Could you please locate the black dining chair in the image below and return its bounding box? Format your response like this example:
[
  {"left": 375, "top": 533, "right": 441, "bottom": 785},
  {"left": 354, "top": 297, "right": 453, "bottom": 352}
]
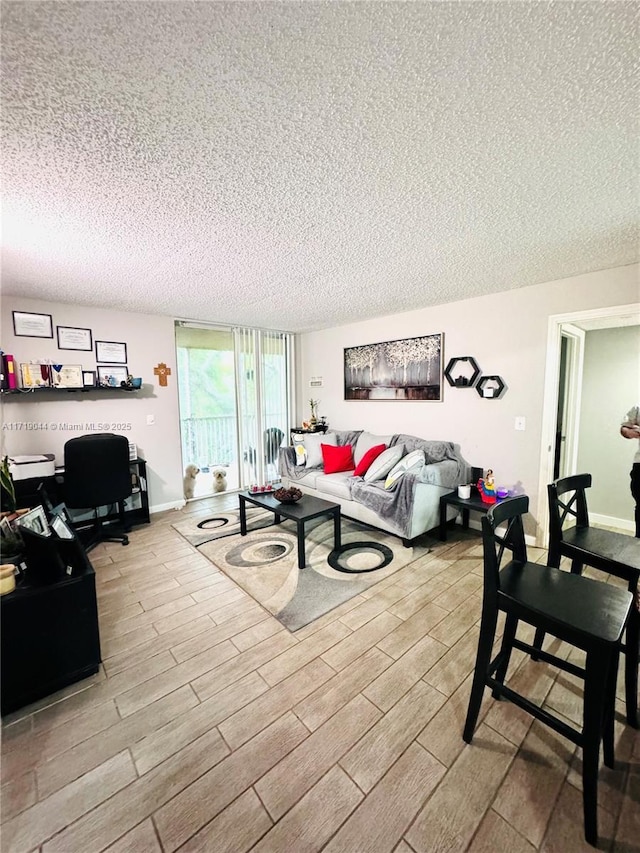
[
  {"left": 463, "top": 495, "right": 633, "bottom": 847},
  {"left": 535, "top": 473, "right": 640, "bottom": 728},
  {"left": 64, "top": 433, "right": 132, "bottom": 551}
]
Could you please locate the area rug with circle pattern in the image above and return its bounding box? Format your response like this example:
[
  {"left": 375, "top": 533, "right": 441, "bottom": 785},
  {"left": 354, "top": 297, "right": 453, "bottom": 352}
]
[{"left": 173, "top": 510, "right": 425, "bottom": 631}]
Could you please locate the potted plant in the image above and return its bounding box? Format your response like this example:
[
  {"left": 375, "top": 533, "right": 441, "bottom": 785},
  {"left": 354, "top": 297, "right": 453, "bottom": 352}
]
[{"left": 0, "top": 456, "right": 16, "bottom": 514}]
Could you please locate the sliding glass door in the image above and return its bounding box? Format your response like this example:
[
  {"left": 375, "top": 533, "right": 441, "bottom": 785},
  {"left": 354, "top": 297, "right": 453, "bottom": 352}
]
[{"left": 176, "top": 322, "right": 293, "bottom": 499}]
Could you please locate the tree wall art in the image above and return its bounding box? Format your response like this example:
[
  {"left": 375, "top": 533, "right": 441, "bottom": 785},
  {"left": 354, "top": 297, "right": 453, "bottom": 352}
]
[{"left": 344, "top": 333, "right": 443, "bottom": 401}]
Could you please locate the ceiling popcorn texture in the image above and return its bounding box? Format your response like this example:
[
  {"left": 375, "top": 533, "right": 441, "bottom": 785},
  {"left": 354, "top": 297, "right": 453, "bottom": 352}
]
[{"left": 2, "top": 1, "right": 638, "bottom": 333}]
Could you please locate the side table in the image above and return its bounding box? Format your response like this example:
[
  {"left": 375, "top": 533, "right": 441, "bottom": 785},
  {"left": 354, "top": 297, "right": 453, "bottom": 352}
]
[{"left": 439, "top": 490, "right": 516, "bottom": 541}]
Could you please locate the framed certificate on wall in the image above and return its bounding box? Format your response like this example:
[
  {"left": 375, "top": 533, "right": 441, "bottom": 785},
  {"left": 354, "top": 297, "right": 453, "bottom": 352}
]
[{"left": 95, "top": 340, "right": 127, "bottom": 364}]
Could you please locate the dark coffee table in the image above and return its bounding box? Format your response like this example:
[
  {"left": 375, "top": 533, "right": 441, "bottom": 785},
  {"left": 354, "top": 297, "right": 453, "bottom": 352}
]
[{"left": 238, "top": 491, "right": 341, "bottom": 570}]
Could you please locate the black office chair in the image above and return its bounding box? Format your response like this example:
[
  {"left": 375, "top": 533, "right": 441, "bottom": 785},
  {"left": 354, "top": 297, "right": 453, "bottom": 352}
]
[
  {"left": 63, "top": 433, "right": 132, "bottom": 551},
  {"left": 535, "top": 473, "right": 640, "bottom": 728},
  {"left": 463, "top": 496, "right": 632, "bottom": 847}
]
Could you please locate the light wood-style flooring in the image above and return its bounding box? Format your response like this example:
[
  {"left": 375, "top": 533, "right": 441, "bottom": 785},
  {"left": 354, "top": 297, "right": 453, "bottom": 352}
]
[{"left": 2, "top": 493, "right": 638, "bottom": 852}]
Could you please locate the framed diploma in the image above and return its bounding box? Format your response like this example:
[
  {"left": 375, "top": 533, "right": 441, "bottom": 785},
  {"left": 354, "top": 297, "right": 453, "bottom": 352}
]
[
  {"left": 51, "top": 364, "right": 84, "bottom": 389},
  {"left": 13, "top": 311, "right": 53, "bottom": 338},
  {"left": 56, "top": 326, "right": 93, "bottom": 351},
  {"left": 95, "top": 340, "right": 127, "bottom": 364}
]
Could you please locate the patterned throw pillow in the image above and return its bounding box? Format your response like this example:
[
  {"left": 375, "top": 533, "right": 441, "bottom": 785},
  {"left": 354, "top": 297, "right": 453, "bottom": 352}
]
[
  {"left": 292, "top": 434, "right": 307, "bottom": 466},
  {"left": 384, "top": 449, "right": 425, "bottom": 490}
]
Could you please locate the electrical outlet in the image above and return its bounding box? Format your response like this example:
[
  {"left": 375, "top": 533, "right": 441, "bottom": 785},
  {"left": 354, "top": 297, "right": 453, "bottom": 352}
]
[
  {"left": 147, "top": 414, "right": 155, "bottom": 426},
  {"left": 515, "top": 416, "right": 526, "bottom": 431}
]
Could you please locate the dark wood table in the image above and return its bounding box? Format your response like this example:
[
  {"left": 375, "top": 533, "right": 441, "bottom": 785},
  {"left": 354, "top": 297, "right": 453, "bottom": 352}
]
[
  {"left": 439, "top": 490, "right": 519, "bottom": 541},
  {"left": 238, "top": 490, "right": 341, "bottom": 570}
]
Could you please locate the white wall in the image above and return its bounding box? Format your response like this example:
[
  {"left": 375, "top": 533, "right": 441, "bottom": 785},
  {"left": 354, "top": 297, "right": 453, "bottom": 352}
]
[
  {"left": 578, "top": 325, "right": 640, "bottom": 528},
  {"left": 297, "top": 264, "right": 639, "bottom": 535},
  {"left": 1, "top": 296, "right": 182, "bottom": 512},
  {"left": 3, "top": 264, "right": 638, "bottom": 523}
]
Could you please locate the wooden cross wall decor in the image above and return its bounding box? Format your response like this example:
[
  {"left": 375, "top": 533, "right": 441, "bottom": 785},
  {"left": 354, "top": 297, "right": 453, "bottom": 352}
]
[{"left": 153, "top": 362, "right": 171, "bottom": 387}]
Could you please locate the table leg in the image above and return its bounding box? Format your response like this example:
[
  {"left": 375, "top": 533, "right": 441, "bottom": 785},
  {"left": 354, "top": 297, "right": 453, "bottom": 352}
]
[
  {"left": 462, "top": 508, "right": 470, "bottom": 530},
  {"left": 239, "top": 497, "right": 248, "bottom": 536},
  {"left": 333, "top": 509, "right": 341, "bottom": 550},
  {"left": 296, "top": 520, "right": 306, "bottom": 570},
  {"left": 439, "top": 498, "right": 448, "bottom": 542}
]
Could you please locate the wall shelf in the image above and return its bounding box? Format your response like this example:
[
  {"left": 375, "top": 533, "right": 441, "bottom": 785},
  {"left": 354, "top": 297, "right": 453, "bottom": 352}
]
[
  {"left": 1, "top": 387, "right": 141, "bottom": 400},
  {"left": 476, "top": 375, "right": 506, "bottom": 399},
  {"left": 444, "top": 357, "right": 481, "bottom": 388}
]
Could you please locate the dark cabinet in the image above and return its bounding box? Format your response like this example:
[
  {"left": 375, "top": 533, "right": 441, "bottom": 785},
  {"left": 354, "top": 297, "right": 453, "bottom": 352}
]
[{"left": 1, "top": 563, "right": 101, "bottom": 716}]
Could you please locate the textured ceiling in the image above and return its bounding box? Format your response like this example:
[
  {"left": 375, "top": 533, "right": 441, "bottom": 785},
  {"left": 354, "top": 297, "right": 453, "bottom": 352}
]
[{"left": 2, "top": 1, "right": 638, "bottom": 333}]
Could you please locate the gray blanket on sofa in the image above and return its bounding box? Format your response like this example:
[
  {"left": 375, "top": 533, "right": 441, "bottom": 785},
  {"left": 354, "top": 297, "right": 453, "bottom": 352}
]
[{"left": 351, "top": 437, "right": 468, "bottom": 537}]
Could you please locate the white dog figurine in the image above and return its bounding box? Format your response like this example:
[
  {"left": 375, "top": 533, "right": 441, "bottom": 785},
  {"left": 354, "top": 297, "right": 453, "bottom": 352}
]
[
  {"left": 211, "top": 467, "right": 228, "bottom": 493},
  {"left": 183, "top": 464, "right": 200, "bottom": 500}
]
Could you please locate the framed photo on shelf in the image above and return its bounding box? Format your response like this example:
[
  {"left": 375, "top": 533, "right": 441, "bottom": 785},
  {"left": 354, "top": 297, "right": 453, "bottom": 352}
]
[
  {"left": 82, "top": 370, "right": 96, "bottom": 388},
  {"left": 97, "top": 365, "right": 129, "bottom": 387},
  {"left": 20, "top": 363, "right": 52, "bottom": 388},
  {"left": 95, "top": 340, "right": 127, "bottom": 364},
  {"left": 51, "top": 365, "right": 84, "bottom": 389},
  {"left": 12, "top": 311, "right": 53, "bottom": 339},
  {"left": 57, "top": 326, "right": 93, "bottom": 351},
  {"left": 51, "top": 513, "right": 75, "bottom": 540},
  {"left": 16, "top": 505, "right": 50, "bottom": 537}
]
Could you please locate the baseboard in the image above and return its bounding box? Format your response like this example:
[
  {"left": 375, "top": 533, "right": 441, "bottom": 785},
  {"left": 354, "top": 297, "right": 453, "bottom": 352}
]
[
  {"left": 589, "top": 512, "right": 634, "bottom": 533},
  {"left": 150, "top": 500, "right": 186, "bottom": 515}
]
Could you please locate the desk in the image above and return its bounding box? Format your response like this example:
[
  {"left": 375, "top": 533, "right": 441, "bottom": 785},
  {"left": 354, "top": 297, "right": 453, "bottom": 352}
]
[
  {"left": 13, "top": 458, "right": 150, "bottom": 528},
  {"left": 439, "top": 490, "right": 518, "bottom": 541}
]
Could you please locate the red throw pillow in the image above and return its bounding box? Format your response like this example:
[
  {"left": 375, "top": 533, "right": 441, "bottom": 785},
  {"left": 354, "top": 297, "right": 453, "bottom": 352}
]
[
  {"left": 354, "top": 443, "right": 387, "bottom": 476},
  {"left": 321, "top": 443, "right": 355, "bottom": 474}
]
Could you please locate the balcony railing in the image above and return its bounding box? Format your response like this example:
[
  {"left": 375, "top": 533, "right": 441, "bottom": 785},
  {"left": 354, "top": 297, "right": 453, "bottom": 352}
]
[
  {"left": 180, "top": 415, "right": 238, "bottom": 469},
  {"left": 180, "top": 414, "right": 286, "bottom": 481}
]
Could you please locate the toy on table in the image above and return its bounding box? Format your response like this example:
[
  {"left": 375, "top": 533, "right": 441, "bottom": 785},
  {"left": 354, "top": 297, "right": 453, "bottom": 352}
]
[{"left": 478, "top": 469, "right": 497, "bottom": 504}]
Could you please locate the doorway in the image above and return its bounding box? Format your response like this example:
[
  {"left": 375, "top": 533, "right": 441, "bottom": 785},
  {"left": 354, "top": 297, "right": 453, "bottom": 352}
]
[{"left": 537, "top": 302, "right": 640, "bottom": 546}]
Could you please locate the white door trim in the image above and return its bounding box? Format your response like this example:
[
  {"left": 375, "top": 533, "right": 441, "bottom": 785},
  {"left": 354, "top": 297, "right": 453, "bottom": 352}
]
[{"left": 558, "top": 324, "right": 585, "bottom": 479}]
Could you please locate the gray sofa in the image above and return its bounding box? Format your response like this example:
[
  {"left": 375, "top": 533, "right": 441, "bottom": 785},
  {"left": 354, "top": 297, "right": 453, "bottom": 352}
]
[{"left": 278, "top": 429, "right": 471, "bottom": 544}]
